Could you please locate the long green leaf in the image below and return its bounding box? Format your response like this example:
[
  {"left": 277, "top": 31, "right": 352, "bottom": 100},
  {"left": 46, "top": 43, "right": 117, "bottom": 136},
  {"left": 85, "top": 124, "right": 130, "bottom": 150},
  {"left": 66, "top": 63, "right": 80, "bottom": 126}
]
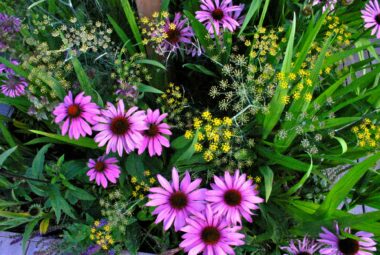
[
  {"left": 31, "top": 144, "right": 51, "bottom": 179},
  {"left": 22, "top": 219, "right": 39, "bottom": 254},
  {"left": 316, "top": 152, "right": 380, "bottom": 217},
  {"left": 29, "top": 130, "right": 98, "bottom": 149},
  {"left": 107, "top": 15, "right": 136, "bottom": 55},
  {"left": 286, "top": 155, "right": 313, "bottom": 195},
  {"left": 121, "top": 0, "right": 145, "bottom": 53},
  {"left": 135, "top": 59, "right": 166, "bottom": 70},
  {"left": 238, "top": 0, "right": 262, "bottom": 36},
  {"left": 0, "top": 146, "right": 17, "bottom": 166},
  {"left": 259, "top": 166, "right": 274, "bottom": 202}
]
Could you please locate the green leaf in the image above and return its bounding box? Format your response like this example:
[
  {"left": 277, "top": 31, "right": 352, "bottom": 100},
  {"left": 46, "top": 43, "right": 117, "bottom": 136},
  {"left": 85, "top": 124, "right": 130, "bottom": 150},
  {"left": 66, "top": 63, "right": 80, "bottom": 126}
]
[
  {"left": 161, "top": 0, "right": 170, "bottom": 11},
  {"left": 31, "top": 144, "right": 51, "bottom": 179},
  {"left": 68, "top": 187, "right": 95, "bottom": 201},
  {"left": 259, "top": 166, "right": 274, "bottom": 202},
  {"left": 258, "top": 0, "right": 270, "bottom": 28},
  {"left": 136, "top": 82, "right": 163, "bottom": 94},
  {"left": 0, "top": 57, "right": 28, "bottom": 77},
  {"left": 120, "top": 0, "right": 145, "bottom": 53},
  {"left": 286, "top": 154, "right": 313, "bottom": 196},
  {"left": 334, "top": 137, "right": 348, "bottom": 154},
  {"left": 0, "top": 146, "right": 18, "bottom": 166},
  {"left": 183, "top": 63, "right": 218, "bottom": 77},
  {"left": 71, "top": 57, "right": 103, "bottom": 106},
  {"left": 171, "top": 131, "right": 198, "bottom": 164},
  {"left": 22, "top": 218, "right": 39, "bottom": 254},
  {"left": 184, "top": 10, "right": 212, "bottom": 56},
  {"left": 316, "top": 152, "right": 380, "bottom": 217},
  {"left": 29, "top": 130, "right": 98, "bottom": 149},
  {"left": 135, "top": 59, "right": 166, "bottom": 70},
  {"left": 107, "top": 15, "right": 136, "bottom": 55},
  {"left": 262, "top": 13, "right": 296, "bottom": 138},
  {"left": 125, "top": 153, "right": 145, "bottom": 179},
  {"left": 238, "top": 0, "right": 262, "bottom": 36},
  {"left": 48, "top": 185, "right": 76, "bottom": 223}
]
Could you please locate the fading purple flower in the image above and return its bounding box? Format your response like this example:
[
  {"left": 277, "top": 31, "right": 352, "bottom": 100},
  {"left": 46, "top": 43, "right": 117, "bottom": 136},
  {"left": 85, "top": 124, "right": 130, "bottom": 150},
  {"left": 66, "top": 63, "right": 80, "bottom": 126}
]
[
  {"left": 87, "top": 156, "right": 121, "bottom": 188},
  {"left": 281, "top": 237, "right": 321, "bottom": 255},
  {"left": 82, "top": 244, "right": 101, "bottom": 255},
  {"left": 318, "top": 223, "right": 377, "bottom": 255},
  {"left": 361, "top": 0, "right": 380, "bottom": 38},
  {"left": 0, "top": 60, "right": 27, "bottom": 98},
  {"left": 0, "top": 13, "right": 21, "bottom": 33},
  {"left": 158, "top": 12, "right": 194, "bottom": 55},
  {"left": 313, "top": 0, "right": 337, "bottom": 12},
  {"left": 115, "top": 80, "right": 138, "bottom": 100},
  {"left": 195, "top": 0, "right": 244, "bottom": 36}
]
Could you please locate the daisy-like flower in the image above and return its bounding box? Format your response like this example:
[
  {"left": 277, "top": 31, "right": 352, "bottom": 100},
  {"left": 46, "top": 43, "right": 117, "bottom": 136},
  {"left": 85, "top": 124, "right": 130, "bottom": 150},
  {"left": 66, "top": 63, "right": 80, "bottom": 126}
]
[
  {"left": 180, "top": 204, "right": 245, "bottom": 255},
  {"left": 195, "top": 0, "right": 244, "bottom": 36},
  {"left": 361, "top": 0, "right": 380, "bottom": 39},
  {"left": 53, "top": 91, "right": 100, "bottom": 140},
  {"left": 318, "top": 223, "right": 377, "bottom": 255},
  {"left": 146, "top": 167, "right": 206, "bottom": 231},
  {"left": 313, "top": 0, "right": 337, "bottom": 13},
  {"left": 0, "top": 61, "right": 27, "bottom": 98},
  {"left": 1, "top": 76, "right": 28, "bottom": 98},
  {"left": 281, "top": 237, "right": 321, "bottom": 255},
  {"left": 158, "top": 12, "right": 194, "bottom": 55},
  {"left": 206, "top": 170, "right": 263, "bottom": 225},
  {"left": 138, "top": 109, "right": 171, "bottom": 157},
  {"left": 93, "top": 100, "right": 147, "bottom": 156},
  {"left": 87, "top": 156, "right": 121, "bottom": 188}
]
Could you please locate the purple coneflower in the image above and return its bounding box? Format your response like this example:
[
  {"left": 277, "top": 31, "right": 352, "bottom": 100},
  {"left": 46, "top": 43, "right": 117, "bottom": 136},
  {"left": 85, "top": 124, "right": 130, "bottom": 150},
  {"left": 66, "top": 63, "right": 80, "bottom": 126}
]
[
  {"left": 0, "top": 60, "right": 18, "bottom": 74},
  {"left": 206, "top": 170, "right": 263, "bottom": 225},
  {"left": 180, "top": 204, "right": 245, "bottom": 255},
  {"left": 138, "top": 109, "right": 171, "bottom": 157},
  {"left": 53, "top": 91, "right": 100, "bottom": 140},
  {"left": 195, "top": 0, "right": 244, "bottom": 36},
  {"left": 158, "top": 12, "right": 194, "bottom": 54},
  {"left": 93, "top": 100, "right": 147, "bottom": 156},
  {"left": 318, "top": 223, "right": 377, "bottom": 255},
  {"left": 281, "top": 237, "right": 321, "bottom": 255},
  {"left": 87, "top": 156, "right": 121, "bottom": 188},
  {"left": 362, "top": 0, "right": 380, "bottom": 39},
  {"left": 0, "top": 13, "right": 21, "bottom": 33},
  {"left": 146, "top": 167, "right": 206, "bottom": 231}
]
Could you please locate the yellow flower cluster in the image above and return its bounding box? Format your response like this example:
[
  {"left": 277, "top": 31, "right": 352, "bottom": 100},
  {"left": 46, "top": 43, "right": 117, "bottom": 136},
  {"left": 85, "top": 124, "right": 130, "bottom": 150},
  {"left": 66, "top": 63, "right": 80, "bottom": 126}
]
[
  {"left": 131, "top": 170, "right": 156, "bottom": 199},
  {"left": 90, "top": 220, "right": 114, "bottom": 251},
  {"left": 140, "top": 11, "right": 169, "bottom": 46},
  {"left": 352, "top": 119, "right": 380, "bottom": 148},
  {"left": 248, "top": 27, "right": 285, "bottom": 63},
  {"left": 158, "top": 83, "right": 188, "bottom": 118},
  {"left": 323, "top": 16, "right": 351, "bottom": 47},
  {"left": 185, "top": 111, "right": 234, "bottom": 162},
  {"left": 275, "top": 69, "right": 313, "bottom": 104}
]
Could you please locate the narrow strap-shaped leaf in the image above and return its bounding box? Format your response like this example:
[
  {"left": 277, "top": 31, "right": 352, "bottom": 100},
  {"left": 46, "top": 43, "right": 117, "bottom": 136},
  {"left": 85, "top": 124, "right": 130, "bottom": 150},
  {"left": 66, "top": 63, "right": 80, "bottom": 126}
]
[
  {"left": 121, "top": 0, "right": 145, "bottom": 53},
  {"left": 29, "top": 130, "right": 98, "bottom": 149},
  {"left": 259, "top": 166, "right": 274, "bottom": 202},
  {"left": 286, "top": 155, "right": 313, "bottom": 196},
  {"left": 107, "top": 15, "right": 136, "bottom": 55},
  {"left": 238, "top": 0, "right": 262, "bottom": 36}
]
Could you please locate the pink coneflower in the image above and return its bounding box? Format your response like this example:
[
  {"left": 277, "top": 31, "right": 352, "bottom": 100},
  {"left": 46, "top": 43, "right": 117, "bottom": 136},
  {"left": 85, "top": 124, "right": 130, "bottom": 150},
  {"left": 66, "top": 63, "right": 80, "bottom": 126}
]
[
  {"left": 87, "top": 156, "right": 121, "bottom": 188},
  {"left": 146, "top": 167, "right": 206, "bottom": 231},
  {"left": 362, "top": 0, "right": 380, "bottom": 39},
  {"left": 195, "top": 0, "right": 244, "bottom": 36},
  {"left": 93, "top": 100, "right": 147, "bottom": 156},
  {"left": 313, "top": 0, "right": 337, "bottom": 12},
  {"left": 206, "top": 170, "right": 263, "bottom": 225},
  {"left": 281, "top": 237, "right": 321, "bottom": 255},
  {"left": 138, "top": 109, "right": 171, "bottom": 157},
  {"left": 53, "top": 91, "right": 100, "bottom": 140},
  {"left": 158, "top": 12, "right": 194, "bottom": 55},
  {"left": 318, "top": 223, "right": 377, "bottom": 255},
  {"left": 180, "top": 204, "right": 245, "bottom": 255}
]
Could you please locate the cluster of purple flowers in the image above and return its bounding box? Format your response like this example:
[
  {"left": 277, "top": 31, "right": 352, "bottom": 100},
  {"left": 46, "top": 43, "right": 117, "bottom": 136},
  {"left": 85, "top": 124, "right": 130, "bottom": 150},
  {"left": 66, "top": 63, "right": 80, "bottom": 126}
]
[
  {"left": 0, "top": 13, "right": 21, "bottom": 51},
  {"left": 0, "top": 61, "right": 28, "bottom": 98},
  {"left": 146, "top": 167, "right": 263, "bottom": 255},
  {"left": 281, "top": 222, "right": 376, "bottom": 255},
  {"left": 156, "top": 0, "right": 244, "bottom": 56},
  {"left": 52, "top": 92, "right": 172, "bottom": 188}
]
